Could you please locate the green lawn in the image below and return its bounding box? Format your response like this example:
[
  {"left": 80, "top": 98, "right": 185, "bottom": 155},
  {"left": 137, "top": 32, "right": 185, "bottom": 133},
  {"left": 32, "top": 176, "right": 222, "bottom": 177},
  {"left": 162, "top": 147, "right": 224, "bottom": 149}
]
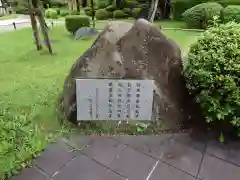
[{"left": 0, "top": 22, "right": 202, "bottom": 179}]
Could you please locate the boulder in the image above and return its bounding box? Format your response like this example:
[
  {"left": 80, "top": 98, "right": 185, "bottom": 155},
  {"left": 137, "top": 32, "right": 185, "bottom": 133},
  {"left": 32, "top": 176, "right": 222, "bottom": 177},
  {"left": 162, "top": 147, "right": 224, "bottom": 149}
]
[
  {"left": 60, "top": 21, "right": 133, "bottom": 123},
  {"left": 117, "top": 19, "right": 188, "bottom": 127},
  {"left": 60, "top": 18, "right": 192, "bottom": 127}
]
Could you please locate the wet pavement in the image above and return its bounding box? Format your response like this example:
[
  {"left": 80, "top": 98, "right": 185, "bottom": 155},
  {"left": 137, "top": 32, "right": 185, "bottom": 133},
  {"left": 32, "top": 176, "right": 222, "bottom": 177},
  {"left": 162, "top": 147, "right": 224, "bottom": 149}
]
[{"left": 10, "top": 133, "right": 240, "bottom": 180}]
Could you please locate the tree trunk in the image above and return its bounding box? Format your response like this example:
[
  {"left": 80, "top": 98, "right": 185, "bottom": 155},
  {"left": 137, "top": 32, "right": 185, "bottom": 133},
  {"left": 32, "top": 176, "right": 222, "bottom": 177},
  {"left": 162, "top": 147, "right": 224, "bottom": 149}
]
[
  {"left": 149, "top": 0, "right": 159, "bottom": 22},
  {"left": 91, "top": 0, "right": 95, "bottom": 28},
  {"left": 76, "top": 0, "right": 80, "bottom": 12},
  {"left": 28, "top": 0, "right": 42, "bottom": 50},
  {"left": 37, "top": 8, "right": 53, "bottom": 54}
]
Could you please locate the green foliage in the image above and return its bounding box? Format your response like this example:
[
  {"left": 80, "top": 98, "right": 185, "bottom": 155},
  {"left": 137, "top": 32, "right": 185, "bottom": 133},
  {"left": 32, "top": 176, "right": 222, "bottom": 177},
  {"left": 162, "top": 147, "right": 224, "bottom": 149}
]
[
  {"left": 14, "top": 6, "right": 29, "bottom": 14},
  {"left": 97, "top": 0, "right": 111, "bottom": 8},
  {"left": 113, "top": 9, "right": 126, "bottom": 18},
  {"left": 65, "top": 15, "right": 90, "bottom": 33},
  {"left": 50, "top": 0, "right": 67, "bottom": 7},
  {"left": 45, "top": 8, "right": 58, "bottom": 19},
  {"left": 172, "top": 0, "right": 197, "bottom": 20},
  {"left": 106, "top": 4, "right": 117, "bottom": 12},
  {"left": 123, "top": 8, "right": 131, "bottom": 15},
  {"left": 221, "top": 5, "right": 240, "bottom": 23},
  {"left": 184, "top": 22, "right": 240, "bottom": 134},
  {"left": 218, "top": 0, "right": 240, "bottom": 6},
  {"left": 132, "top": 7, "right": 141, "bottom": 18},
  {"left": 70, "top": 9, "right": 80, "bottom": 15},
  {"left": 95, "top": 8, "right": 111, "bottom": 20},
  {"left": 60, "top": 10, "right": 69, "bottom": 17},
  {"left": 54, "top": 8, "right": 61, "bottom": 15},
  {"left": 125, "top": 0, "right": 138, "bottom": 8},
  {"left": 84, "top": 7, "right": 97, "bottom": 16},
  {"left": 182, "top": 2, "right": 223, "bottom": 29}
]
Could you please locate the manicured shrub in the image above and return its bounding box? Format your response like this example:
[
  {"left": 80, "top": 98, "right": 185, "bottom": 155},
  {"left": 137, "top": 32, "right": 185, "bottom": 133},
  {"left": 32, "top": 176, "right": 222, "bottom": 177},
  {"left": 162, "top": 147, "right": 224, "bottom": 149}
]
[
  {"left": 106, "top": 4, "right": 117, "bottom": 12},
  {"left": 54, "top": 8, "right": 61, "bottom": 15},
  {"left": 123, "top": 8, "right": 131, "bottom": 15},
  {"left": 51, "top": 0, "right": 67, "bottom": 7},
  {"left": 95, "top": 9, "right": 111, "bottom": 20},
  {"left": 132, "top": 7, "right": 141, "bottom": 18},
  {"left": 97, "top": 0, "right": 111, "bottom": 8},
  {"left": 65, "top": 15, "right": 90, "bottom": 34},
  {"left": 45, "top": 8, "right": 58, "bottom": 19},
  {"left": 184, "top": 22, "right": 240, "bottom": 135},
  {"left": 182, "top": 2, "right": 223, "bottom": 29},
  {"left": 172, "top": 0, "right": 197, "bottom": 20},
  {"left": 84, "top": 7, "right": 97, "bottom": 16},
  {"left": 218, "top": 0, "right": 240, "bottom": 6},
  {"left": 60, "top": 10, "right": 69, "bottom": 17},
  {"left": 125, "top": 0, "right": 138, "bottom": 8},
  {"left": 113, "top": 10, "right": 126, "bottom": 18},
  {"left": 71, "top": 10, "right": 80, "bottom": 15},
  {"left": 14, "top": 6, "right": 29, "bottom": 14},
  {"left": 221, "top": 5, "right": 240, "bottom": 23}
]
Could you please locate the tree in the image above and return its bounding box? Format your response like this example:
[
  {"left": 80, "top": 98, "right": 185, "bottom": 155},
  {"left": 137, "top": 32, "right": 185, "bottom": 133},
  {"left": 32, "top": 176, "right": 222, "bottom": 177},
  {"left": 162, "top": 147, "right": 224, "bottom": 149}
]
[
  {"left": 76, "top": 0, "right": 80, "bottom": 12},
  {"left": 29, "top": 0, "right": 53, "bottom": 54},
  {"left": 148, "top": 0, "right": 159, "bottom": 22}
]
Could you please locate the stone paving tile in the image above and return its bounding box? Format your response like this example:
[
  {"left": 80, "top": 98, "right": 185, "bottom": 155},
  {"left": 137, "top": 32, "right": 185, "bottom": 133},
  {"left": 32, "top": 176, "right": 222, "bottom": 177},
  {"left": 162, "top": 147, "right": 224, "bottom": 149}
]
[
  {"left": 82, "top": 137, "right": 126, "bottom": 167},
  {"left": 11, "top": 166, "right": 52, "bottom": 180},
  {"left": 33, "top": 139, "right": 78, "bottom": 176},
  {"left": 65, "top": 135, "right": 94, "bottom": 150},
  {"left": 198, "top": 154, "right": 240, "bottom": 180},
  {"left": 148, "top": 161, "right": 196, "bottom": 180},
  {"left": 98, "top": 169, "right": 126, "bottom": 180},
  {"left": 112, "top": 134, "right": 172, "bottom": 159},
  {"left": 158, "top": 136, "right": 203, "bottom": 176},
  {"left": 109, "top": 146, "right": 157, "bottom": 180},
  {"left": 173, "top": 133, "right": 207, "bottom": 152},
  {"left": 206, "top": 140, "right": 240, "bottom": 166},
  {"left": 54, "top": 154, "right": 106, "bottom": 180}
]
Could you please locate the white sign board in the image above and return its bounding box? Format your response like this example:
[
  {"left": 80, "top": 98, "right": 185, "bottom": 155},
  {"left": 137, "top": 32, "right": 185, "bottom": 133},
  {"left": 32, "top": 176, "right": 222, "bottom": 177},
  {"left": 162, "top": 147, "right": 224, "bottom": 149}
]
[{"left": 76, "top": 79, "right": 154, "bottom": 121}]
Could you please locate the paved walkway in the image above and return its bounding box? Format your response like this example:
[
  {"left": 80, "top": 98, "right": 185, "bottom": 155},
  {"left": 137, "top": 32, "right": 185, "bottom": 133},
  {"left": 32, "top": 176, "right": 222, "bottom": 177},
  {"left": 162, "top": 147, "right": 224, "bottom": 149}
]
[
  {"left": 11, "top": 133, "right": 240, "bottom": 180},
  {"left": 0, "top": 15, "right": 64, "bottom": 33}
]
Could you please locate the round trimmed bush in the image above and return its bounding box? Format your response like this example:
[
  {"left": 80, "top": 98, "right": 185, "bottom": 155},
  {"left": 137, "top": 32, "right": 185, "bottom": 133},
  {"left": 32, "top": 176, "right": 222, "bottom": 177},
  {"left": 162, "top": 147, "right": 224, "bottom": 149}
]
[
  {"left": 172, "top": 0, "right": 197, "bottom": 20},
  {"left": 113, "top": 10, "right": 126, "bottom": 19},
  {"left": 54, "top": 8, "right": 60, "bottom": 15},
  {"left": 132, "top": 7, "right": 141, "bottom": 18},
  {"left": 97, "top": 0, "right": 111, "bottom": 8},
  {"left": 106, "top": 4, "right": 117, "bottom": 12},
  {"left": 95, "top": 9, "right": 111, "bottom": 20},
  {"left": 45, "top": 8, "right": 58, "bottom": 19},
  {"left": 65, "top": 15, "right": 90, "bottom": 34},
  {"left": 84, "top": 7, "right": 97, "bottom": 17},
  {"left": 221, "top": 5, "right": 240, "bottom": 23},
  {"left": 71, "top": 10, "right": 80, "bottom": 15},
  {"left": 182, "top": 2, "right": 223, "bottom": 29},
  {"left": 60, "top": 10, "right": 69, "bottom": 17},
  {"left": 123, "top": 8, "right": 131, "bottom": 15},
  {"left": 125, "top": 0, "right": 138, "bottom": 8},
  {"left": 184, "top": 22, "right": 240, "bottom": 134}
]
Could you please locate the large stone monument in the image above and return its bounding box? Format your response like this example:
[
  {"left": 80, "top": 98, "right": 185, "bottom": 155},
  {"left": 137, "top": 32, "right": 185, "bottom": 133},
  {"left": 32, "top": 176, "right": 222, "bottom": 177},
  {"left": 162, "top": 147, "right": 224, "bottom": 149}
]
[{"left": 60, "top": 19, "right": 192, "bottom": 127}]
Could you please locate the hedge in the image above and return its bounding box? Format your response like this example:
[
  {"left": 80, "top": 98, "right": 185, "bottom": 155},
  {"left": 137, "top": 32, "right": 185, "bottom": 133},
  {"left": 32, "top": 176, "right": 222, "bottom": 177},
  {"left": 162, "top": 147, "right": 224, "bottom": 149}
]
[
  {"left": 65, "top": 15, "right": 90, "bottom": 34},
  {"left": 95, "top": 9, "right": 112, "bottom": 20},
  {"left": 171, "top": 0, "right": 240, "bottom": 20},
  {"left": 184, "top": 22, "right": 240, "bottom": 136},
  {"left": 45, "top": 8, "right": 58, "bottom": 19},
  {"left": 132, "top": 7, "right": 141, "bottom": 18},
  {"left": 221, "top": 5, "right": 240, "bottom": 23},
  {"left": 113, "top": 9, "right": 126, "bottom": 18},
  {"left": 182, "top": 2, "right": 223, "bottom": 29},
  {"left": 60, "top": 10, "right": 69, "bottom": 17}
]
